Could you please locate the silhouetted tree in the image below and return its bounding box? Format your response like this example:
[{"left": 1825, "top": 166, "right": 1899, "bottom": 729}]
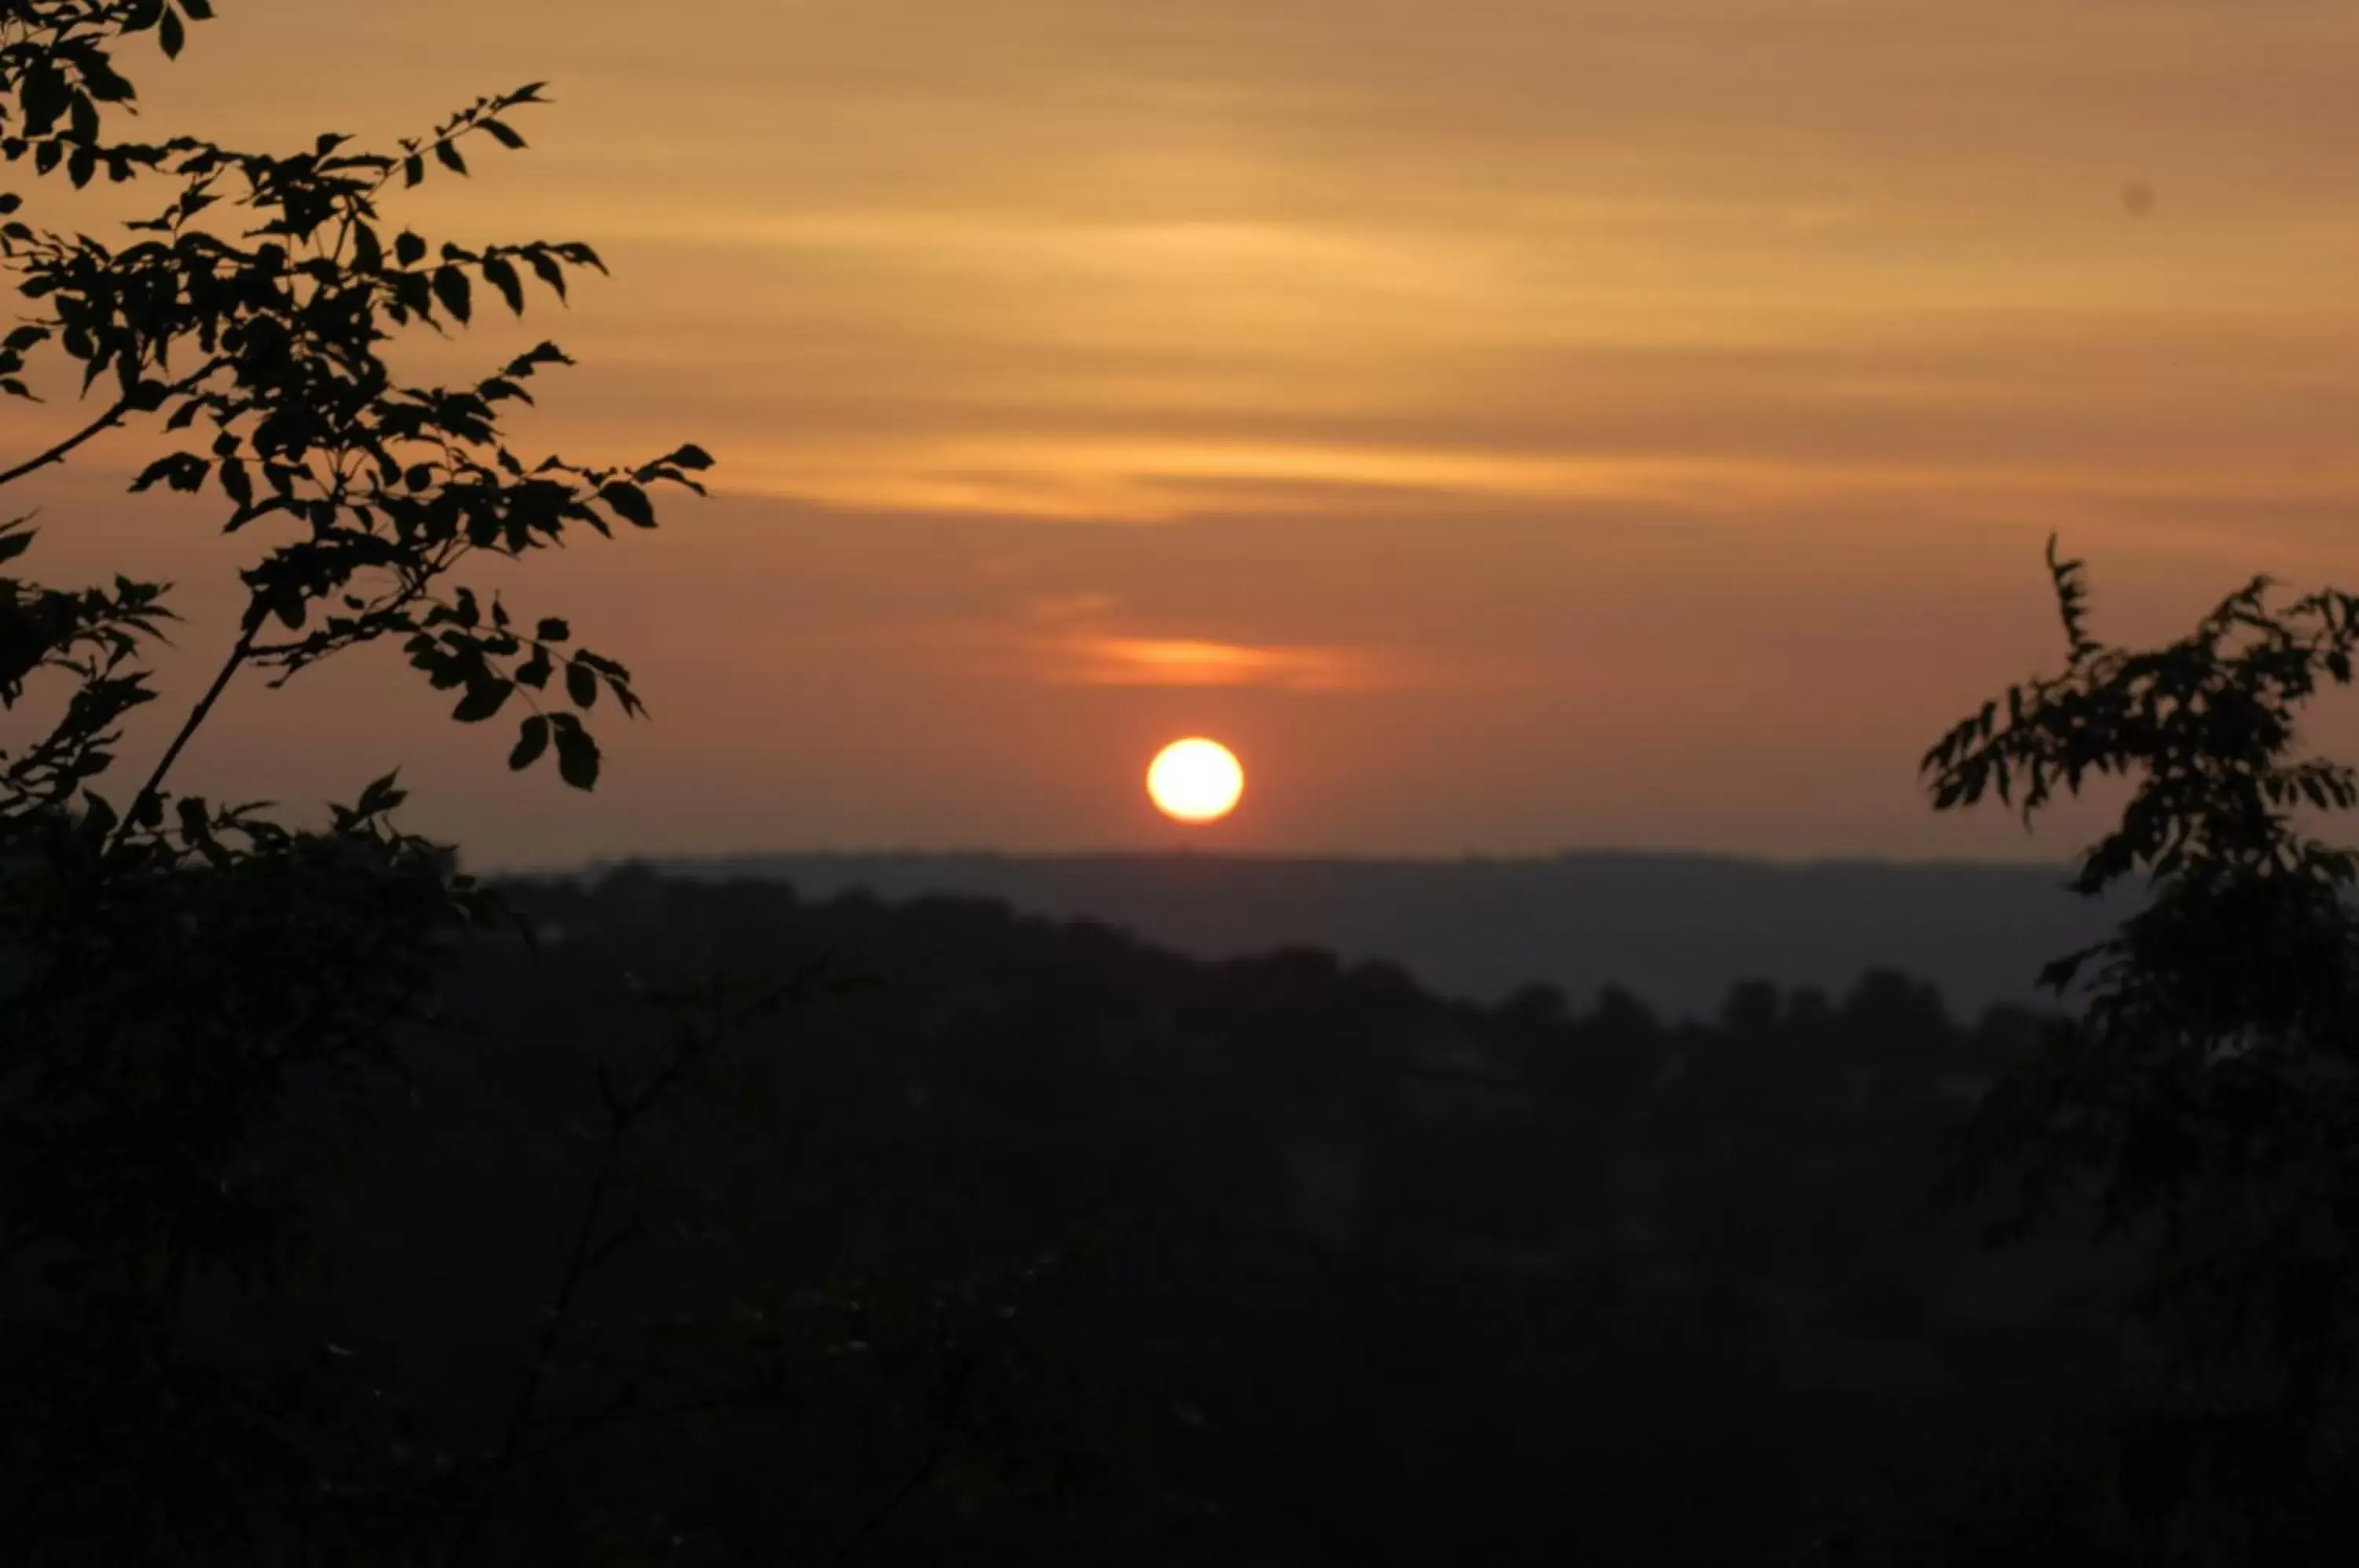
[
  {"left": 1, "top": 4, "right": 705, "bottom": 1556},
  {"left": 1923, "top": 535, "right": 2359, "bottom": 1554}
]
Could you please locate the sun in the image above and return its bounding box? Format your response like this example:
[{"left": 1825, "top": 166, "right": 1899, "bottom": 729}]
[{"left": 1146, "top": 738, "right": 1244, "bottom": 824}]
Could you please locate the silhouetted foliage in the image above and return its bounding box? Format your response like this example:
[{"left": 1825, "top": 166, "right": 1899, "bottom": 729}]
[
  {"left": 1923, "top": 536, "right": 2359, "bottom": 1557},
  {"left": 1, "top": 5, "right": 709, "bottom": 1557}
]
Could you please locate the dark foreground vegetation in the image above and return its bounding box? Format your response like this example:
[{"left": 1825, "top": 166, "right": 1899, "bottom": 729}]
[
  {"left": 13, "top": 849, "right": 2357, "bottom": 1564},
  {"left": 403, "top": 872, "right": 2134, "bottom": 1562},
  {"left": 17, "top": 863, "right": 2128, "bottom": 1563}
]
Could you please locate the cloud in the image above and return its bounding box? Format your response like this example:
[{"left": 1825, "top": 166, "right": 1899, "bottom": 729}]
[
  {"left": 1049, "top": 635, "right": 1387, "bottom": 692},
  {"left": 197, "top": 0, "right": 2356, "bottom": 544},
  {"left": 87, "top": 0, "right": 2359, "bottom": 861}
]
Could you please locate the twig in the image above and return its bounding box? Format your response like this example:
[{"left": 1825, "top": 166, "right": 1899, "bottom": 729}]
[
  {"left": 828, "top": 1439, "right": 952, "bottom": 1562},
  {"left": 443, "top": 970, "right": 821, "bottom": 1562},
  {"left": 109, "top": 601, "right": 262, "bottom": 852},
  {"left": 446, "top": 1015, "right": 711, "bottom": 1561},
  {"left": 0, "top": 358, "right": 226, "bottom": 492},
  {"left": 512, "top": 1388, "right": 778, "bottom": 1470},
  {"left": 0, "top": 396, "right": 142, "bottom": 491}
]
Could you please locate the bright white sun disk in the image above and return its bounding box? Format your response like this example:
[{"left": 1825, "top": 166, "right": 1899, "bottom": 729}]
[{"left": 1146, "top": 738, "right": 1244, "bottom": 824}]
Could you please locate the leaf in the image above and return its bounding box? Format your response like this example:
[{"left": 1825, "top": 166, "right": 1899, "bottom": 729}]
[
  {"left": 432, "top": 267, "right": 473, "bottom": 323},
  {"left": 524, "top": 249, "right": 569, "bottom": 300},
  {"left": 79, "top": 792, "right": 119, "bottom": 846},
  {"left": 566, "top": 660, "right": 598, "bottom": 710},
  {"left": 483, "top": 119, "right": 528, "bottom": 149},
  {"left": 435, "top": 140, "right": 468, "bottom": 176},
  {"left": 480, "top": 255, "right": 525, "bottom": 315},
  {"left": 22, "top": 62, "right": 72, "bottom": 133},
  {"left": 535, "top": 617, "right": 569, "bottom": 642},
  {"left": 551, "top": 713, "right": 600, "bottom": 790},
  {"left": 598, "top": 482, "right": 655, "bottom": 529},
  {"left": 130, "top": 455, "right": 180, "bottom": 492},
  {"left": 160, "top": 6, "right": 186, "bottom": 57},
  {"left": 509, "top": 714, "right": 550, "bottom": 771},
  {"left": 395, "top": 230, "right": 426, "bottom": 267},
  {"left": 507, "top": 341, "right": 574, "bottom": 375},
  {"left": 452, "top": 677, "right": 513, "bottom": 723},
  {"left": 663, "top": 444, "right": 716, "bottom": 471},
  {"left": 354, "top": 771, "right": 407, "bottom": 817}
]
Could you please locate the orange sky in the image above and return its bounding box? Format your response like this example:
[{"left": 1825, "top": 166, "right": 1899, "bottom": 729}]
[{"left": 11, "top": 0, "right": 2359, "bottom": 867}]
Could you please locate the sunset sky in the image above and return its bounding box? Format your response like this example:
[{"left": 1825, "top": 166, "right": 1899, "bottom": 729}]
[{"left": 13, "top": 0, "right": 2359, "bottom": 867}]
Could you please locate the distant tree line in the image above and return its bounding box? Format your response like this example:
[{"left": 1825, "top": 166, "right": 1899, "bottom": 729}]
[{"left": 253, "top": 864, "right": 2100, "bottom": 1564}]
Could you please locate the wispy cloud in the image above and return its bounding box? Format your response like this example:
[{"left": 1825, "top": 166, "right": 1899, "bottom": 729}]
[
  {"left": 102, "top": 0, "right": 2359, "bottom": 860},
  {"left": 1049, "top": 635, "right": 1385, "bottom": 691}
]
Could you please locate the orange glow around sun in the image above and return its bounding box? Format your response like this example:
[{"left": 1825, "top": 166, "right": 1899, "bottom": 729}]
[{"left": 1146, "top": 738, "right": 1245, "bottom": 824}]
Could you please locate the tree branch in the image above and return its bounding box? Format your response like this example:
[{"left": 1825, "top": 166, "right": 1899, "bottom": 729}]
[
  {"left": 110, "top": 599, "right": 262, "bottom": 851},
  {"left": 0, "top": 359, "right": 226, "bottom": 492},
  {"left": 829, "top": 1438, "right": 952, "bottom": 1562},
  {"left": 0, "top": 396, "right": 140, "bottom": 491},
  {"left": 447, "top": 1044, "right": 669, "bottom": 1563}
]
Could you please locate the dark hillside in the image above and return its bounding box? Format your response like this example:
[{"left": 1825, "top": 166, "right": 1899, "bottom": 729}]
[
  {"left": 288, "top": 867, "right": 2132, "bottom": 1563},
  {"left": 635, "top": 851, "right": 2131, "bottom": 1023}
]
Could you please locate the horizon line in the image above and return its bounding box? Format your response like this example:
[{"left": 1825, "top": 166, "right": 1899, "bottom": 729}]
[{"left": 491, "top": 845, "right": 2083, "bottom": 878}]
